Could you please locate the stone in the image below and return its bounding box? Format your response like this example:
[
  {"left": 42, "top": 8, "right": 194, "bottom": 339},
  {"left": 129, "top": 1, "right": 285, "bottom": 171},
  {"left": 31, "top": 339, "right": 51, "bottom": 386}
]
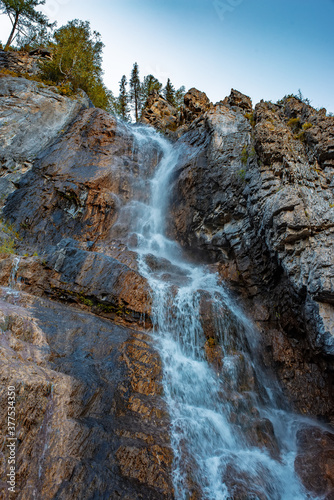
[
  {"left": 0, "top": 289, "right": 173, "bottom": 499},
  {"left": 223, "top": 88, "right": 253, "bottom": 112},
  {"left": 140, "top": 90, "right": 178, "bottom": 136},
  {"left": 0, "top": 76, "right": 90, "bottom": 203},
  {"left": 295, "top": 426, "right": 334, "bottom": 497}
]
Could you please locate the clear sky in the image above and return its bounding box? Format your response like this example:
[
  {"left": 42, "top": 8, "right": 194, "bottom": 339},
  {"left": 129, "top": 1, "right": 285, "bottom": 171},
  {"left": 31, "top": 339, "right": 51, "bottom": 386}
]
[{"left": 1, "top": 0, "right": 333, "bottom": 111}]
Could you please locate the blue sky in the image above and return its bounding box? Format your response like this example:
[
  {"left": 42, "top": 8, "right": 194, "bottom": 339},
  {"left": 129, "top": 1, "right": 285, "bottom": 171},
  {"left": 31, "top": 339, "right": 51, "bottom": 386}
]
[{"left": 1, "top": 0, "right": 333, "bottom": 111}]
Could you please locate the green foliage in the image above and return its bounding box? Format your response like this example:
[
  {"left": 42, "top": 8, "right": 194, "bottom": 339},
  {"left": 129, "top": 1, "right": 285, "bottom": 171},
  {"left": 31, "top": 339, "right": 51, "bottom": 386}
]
[
  {"left": 175, "top": 85, "right": 185, "bottom": 110},
  {"left": 245, "top": 112, "right": 255, "bottom": 127},
  {"left": 289, "top": 120, "right": 312, "bottom": 142},
  {"left": 141, "top": 74, "right": 162, "bottom": 108},
  {"left": 16, "top": 17, "right": 55, "bottom": 51},
  {"left": 295, "top": 131, "right": 305, "bottom": 142},
  {"left": 117, "top": 74, "right": 129, "bottom": 121},
  {"left": 40, "top": 19, "right": 114, "bottom": 111},
  {"left": 287, "top": 117, "right": 301, "bottom": 133},
  {"left": 0, "top": 0, "right": 52, "bottom": 51},
  {"left": 164, "top": 78, "right": 176, "bottom": 106},
  {"left": 277, "top": 89, "right": 311, "bottom": 106},
  {"left": 302, "top": 122, "right": 313, "bottom": 130},
  {"left": 0, "top": 218, "right": 20, "bottom": 254},
  {"left": 241, "top": 144, "right": 248, "bottom": 165},
  {"left": 238, "top": 168, "right": 246, "bottom": 181},
  {"left": 0, "top": 237, "right": 15, "bottom": 254},
  {"left": 130, "top": 62, "right": 142, "bottom": 122}
]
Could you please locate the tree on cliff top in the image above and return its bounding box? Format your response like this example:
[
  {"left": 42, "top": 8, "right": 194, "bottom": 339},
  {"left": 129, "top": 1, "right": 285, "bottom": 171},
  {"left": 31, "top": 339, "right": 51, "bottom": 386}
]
[
  {"left": 40, "top": 19, "right": 115, "bottom": 111},
  {"left": 141, "top": 74, "right": 162, "bottom": 106},
  {"left": 0, "top": 0, "right": 52, "bottom": 51},
  {"left": 117, "top": 75, "right": 129, "bottom": 121},
  {"left": 164, "top": 78, "right": 176, "bottom": 107},
  {"left": 130, "top": 62, "right": 142, "bottom": 122}
]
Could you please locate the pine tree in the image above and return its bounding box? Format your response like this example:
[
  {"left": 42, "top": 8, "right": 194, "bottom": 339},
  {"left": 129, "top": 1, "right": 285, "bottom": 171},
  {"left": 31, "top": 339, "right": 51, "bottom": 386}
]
[
  {"left": 141, "top": 74, "right": 162, "bottom": 102},
  {"left": 164, "top": 78, "right": 176, "bottom": 107},
  {"left": 130, "top": 62, "right": 142, "bottom": 122},
  {"left": 0, "top": 0, "right": 52, "bottom": 51},
  {"left": 118, "top": 75, "right": 129, "bottom": 121},
  {"left": 175, "top": 85, "right": 186, "bottom": 110}
]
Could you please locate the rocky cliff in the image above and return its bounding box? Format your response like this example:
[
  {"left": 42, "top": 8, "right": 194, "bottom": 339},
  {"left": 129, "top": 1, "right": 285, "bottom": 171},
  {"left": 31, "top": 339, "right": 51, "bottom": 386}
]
[
  {"left": 162, "top": 91, "right": 334, "bottom": 420},
  {"left": 0, "top": 72, "right": 334, "bottom": 498}
]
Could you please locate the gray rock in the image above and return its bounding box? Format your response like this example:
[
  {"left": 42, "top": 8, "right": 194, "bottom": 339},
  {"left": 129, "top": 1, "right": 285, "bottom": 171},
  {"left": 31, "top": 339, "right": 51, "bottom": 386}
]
[{"left": 0, "top": 76, "right": 90, "bottom": 201}]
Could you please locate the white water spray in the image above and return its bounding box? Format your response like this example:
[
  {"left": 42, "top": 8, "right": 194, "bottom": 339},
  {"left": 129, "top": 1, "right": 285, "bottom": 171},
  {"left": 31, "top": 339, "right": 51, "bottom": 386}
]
[{"left": 127, "top": 124, "right": 319, "bottom": 499}]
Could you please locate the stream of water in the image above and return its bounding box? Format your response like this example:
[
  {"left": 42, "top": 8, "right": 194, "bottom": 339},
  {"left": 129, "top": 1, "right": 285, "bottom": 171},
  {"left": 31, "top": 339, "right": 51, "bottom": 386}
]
[{"left": 126, "top": 124, "right": 317, "bottom": 499}]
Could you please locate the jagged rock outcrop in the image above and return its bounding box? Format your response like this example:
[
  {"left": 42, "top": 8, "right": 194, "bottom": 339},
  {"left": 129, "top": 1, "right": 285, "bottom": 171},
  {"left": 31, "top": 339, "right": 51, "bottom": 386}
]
[
  {"left": 0, "top": 76, "right": 90, "bottom": 202},
  {"left": 179, "top": 87, "right": 212, "bottom": 125},
  {"left": 141, "top": 90, "right": 178, "bottom": 137},
  {"left": 140, "top": 87, "right": 212, "bottom": 138},
  {"left": 168, "top": 90, "right": 334, "bottom": 419},
  {"left": 221, "top": 88, "right": 253, "bottom": 112},
  {"left": 0, "top": 49, "right": 49, "bottom": 76}
]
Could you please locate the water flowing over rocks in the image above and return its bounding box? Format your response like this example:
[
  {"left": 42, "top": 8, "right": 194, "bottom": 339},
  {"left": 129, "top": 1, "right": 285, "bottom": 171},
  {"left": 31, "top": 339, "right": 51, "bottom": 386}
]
[
  {"left": 0, "top": 72, "right": 333, "bottom": 498},
  {"left": 167, "top": 90, "right": 334, "bottom": 419}
]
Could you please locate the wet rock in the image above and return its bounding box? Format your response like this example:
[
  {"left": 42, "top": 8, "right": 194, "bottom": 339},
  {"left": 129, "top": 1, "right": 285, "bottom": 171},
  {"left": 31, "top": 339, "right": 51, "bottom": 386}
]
[
  {"left": 295, "top": 426, "right": 334, "bottom": 497},
  {"left": 0, "top": 76, "right": 90, "bottom": 203},
  {"left": 168, "top": 96, "right": 334, "bottom": 418},
  {"left": 3, "top": 106, "right": 158, "bottom": 254},
  {"left": 204, "top": 338, "right": 223, "bottom": 373},
  {"left": 222, "top": 462, "right": 275, "bottom": 500},
  {"left": 0, "top": 290, "right": 173, "bottom": 499},
  {"left": 0, "top": 241, "right": 152, "bottom": 326}
]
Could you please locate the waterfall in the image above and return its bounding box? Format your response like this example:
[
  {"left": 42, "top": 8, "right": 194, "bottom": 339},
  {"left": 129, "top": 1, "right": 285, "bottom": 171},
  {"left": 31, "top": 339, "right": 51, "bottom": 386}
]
[
  {"left": 8, "top": 255, "right": 21, "bottom": 292},
  {"left": 126, "top": 124, "right": 319, "bottom": 499}
]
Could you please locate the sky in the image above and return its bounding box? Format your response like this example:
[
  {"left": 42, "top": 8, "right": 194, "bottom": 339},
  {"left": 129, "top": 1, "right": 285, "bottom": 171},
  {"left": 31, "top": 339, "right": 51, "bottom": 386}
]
[{"left": 0, "top": 0, "right": 333, "bottom": 112}]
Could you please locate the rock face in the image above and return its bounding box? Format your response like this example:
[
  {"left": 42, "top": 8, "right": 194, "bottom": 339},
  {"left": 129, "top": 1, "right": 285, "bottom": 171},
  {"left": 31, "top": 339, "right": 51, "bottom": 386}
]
[
  {"left": 0, "top": 72, "right": 334, "bottom": 497},
  {"left": 295, "top": 426, "right": 334, "bottom": 497},
  {"left": 0, "top": 76, "right": 90, "bottom": 202},
  {"left": 168, "top": 90, "right": 334, "bottom": 419},
  {"left": 0, "top": 289, "right": 172, "bottom": 499},
  {"left": 0, "top": 49, "right": 48, "bottom": 76}
]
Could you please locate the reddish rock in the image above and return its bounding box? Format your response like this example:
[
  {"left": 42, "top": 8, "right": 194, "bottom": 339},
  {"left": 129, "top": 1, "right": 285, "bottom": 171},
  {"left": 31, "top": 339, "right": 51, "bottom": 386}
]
[
  {"left": 223, "top": 88, "right": 253, "bottom": 112},
  {"left": 141, "top": 90, "right": 178, "bottom": 136},
  {"left": 295, "top": 426, "right": 334, "bottom": 497},
  {"left": 0, "top": 290, "right": 173, "bottom": 499}
]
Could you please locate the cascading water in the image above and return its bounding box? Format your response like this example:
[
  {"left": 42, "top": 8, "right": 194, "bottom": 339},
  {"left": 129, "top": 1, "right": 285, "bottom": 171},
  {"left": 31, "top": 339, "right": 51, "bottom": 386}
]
[{"left": 126, "top": 124, "right": 321, "bottom": 499}]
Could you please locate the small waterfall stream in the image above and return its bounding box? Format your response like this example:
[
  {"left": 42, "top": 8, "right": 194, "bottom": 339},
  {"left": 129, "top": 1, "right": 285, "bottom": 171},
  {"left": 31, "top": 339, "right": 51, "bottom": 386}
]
[{"left": 125, "top": 124, "right": 317, "bottom": 499}]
